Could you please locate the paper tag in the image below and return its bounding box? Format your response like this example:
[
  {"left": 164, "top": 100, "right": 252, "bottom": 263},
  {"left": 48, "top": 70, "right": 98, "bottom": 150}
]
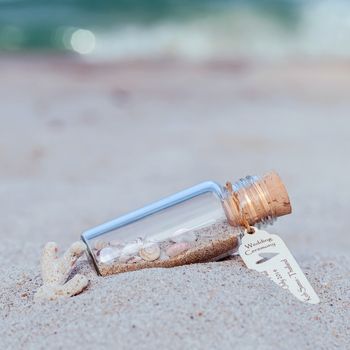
[{"left": 238, "top": 228, "right": 320, "bottom": 304}]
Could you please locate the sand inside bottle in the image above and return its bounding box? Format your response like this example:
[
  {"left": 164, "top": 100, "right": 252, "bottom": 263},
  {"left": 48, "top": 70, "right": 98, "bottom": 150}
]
[{"left": 92, "top": 219, "right": 239, "bottom": 276}]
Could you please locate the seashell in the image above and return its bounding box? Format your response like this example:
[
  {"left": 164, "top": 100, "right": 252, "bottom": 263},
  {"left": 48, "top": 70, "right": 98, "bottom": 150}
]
[
  {"left": 94, "top": 240, "right": 110, "bottom": 250},
  {"left": 139, "top": 243, "right": 161, "bottom": 261},
  {"left": 166, "top": 242, "right": 190, "bottom": 257},
  {"left": 122, "top": 240, "right": 143, "bottom": 256},
  {"left": 171, "top": 229, "right": 197, "bottom": 243},
  {"left": 98, "top": 246, "right": 121, "bottom": 264}
]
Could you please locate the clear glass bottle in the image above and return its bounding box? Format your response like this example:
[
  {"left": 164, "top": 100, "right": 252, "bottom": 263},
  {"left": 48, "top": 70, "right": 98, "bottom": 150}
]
[{"left": 82, "top": 171, "right": 291, "bottom": 276}]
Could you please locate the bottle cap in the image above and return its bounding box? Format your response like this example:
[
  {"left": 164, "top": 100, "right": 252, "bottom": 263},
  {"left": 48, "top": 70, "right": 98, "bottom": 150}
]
[{"left": 224, "top": 171, "right": 292, "bottom": 227}]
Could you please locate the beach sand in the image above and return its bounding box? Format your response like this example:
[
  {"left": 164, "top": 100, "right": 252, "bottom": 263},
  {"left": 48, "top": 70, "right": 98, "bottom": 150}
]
[{"left": 1, "top": 57, "right": 349, "bottom": 349}]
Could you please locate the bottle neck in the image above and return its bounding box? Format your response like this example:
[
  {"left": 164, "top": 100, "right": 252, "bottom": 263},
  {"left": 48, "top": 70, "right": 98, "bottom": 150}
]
[{"left": 222, "top": 174, "right": 278, "bottom": 229}]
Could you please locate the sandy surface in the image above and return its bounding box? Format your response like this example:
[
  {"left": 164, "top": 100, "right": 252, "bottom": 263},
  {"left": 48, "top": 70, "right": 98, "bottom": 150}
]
[{"left": 0, "top": 57, "right": 349, "bottom": 349}]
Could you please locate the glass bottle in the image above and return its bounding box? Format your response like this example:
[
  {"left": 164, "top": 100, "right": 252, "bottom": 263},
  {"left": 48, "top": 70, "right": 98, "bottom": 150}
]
[{"left": 82, "top": 171, "right": 291, "bottom": 276}]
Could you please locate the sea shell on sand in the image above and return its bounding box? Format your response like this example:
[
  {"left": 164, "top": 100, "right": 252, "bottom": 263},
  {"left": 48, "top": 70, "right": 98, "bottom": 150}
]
[
  {"left": 139, "top": 243, "right": 161, "bottom": 261},
  {"left": 166, "top": 242, "right": 190, "bottom": 257},
  {"left": 99, "top": 246, "right": 121, "bottom": 264},
  {"left": 171, "top": 229, "right": 197, "bottom": 243}
]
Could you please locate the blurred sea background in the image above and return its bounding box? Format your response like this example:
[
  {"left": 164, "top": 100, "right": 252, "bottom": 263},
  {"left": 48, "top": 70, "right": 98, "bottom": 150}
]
[
  {"left": 1, "top": 0, "right": 349, "bottom": 60},
  {"left": 1, "top": 0, "right": 350, "bottom": 258}
]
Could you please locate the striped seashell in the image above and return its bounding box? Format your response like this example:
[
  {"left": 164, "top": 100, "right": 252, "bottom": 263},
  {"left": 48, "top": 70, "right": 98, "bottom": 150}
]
[{"left": 139, "top": 243, "right": 161, "bottom": 262}]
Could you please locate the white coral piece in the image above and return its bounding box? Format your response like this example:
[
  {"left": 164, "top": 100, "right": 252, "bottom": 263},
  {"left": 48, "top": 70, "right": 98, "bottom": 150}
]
[{"left": 35, "top": 241, "right": 89, "bottom": 301}]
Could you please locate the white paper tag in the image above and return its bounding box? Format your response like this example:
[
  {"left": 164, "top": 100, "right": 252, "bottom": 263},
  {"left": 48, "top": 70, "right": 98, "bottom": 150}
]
[{"left": 239, "top": 228, "right": 320, "bottom": 304}]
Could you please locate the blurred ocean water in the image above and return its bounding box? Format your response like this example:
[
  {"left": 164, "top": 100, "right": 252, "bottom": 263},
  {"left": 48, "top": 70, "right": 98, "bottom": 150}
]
[{"left": 0, "top": 0, "right": 349, "bottom": 60}]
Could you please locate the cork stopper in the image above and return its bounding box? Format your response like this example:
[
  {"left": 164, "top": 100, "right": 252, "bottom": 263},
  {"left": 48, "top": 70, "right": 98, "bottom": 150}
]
[
  {"left": 223, "top": 171, "right": 292, "bottom": 227},
  {"left": 259, "top": 171, "right": 291, "bottom": 218}
]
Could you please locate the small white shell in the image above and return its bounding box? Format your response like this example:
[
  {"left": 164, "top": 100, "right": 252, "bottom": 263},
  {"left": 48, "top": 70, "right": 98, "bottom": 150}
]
[
  {"left": 98, "top": 246, "right": 121, "bottom": 264},
  {"left": 122, "top": 241, "right": 143, "bottom": 256},
  {"left": 139, "top": 243, "right": 161, "bottom": 261},
  {"left": 166, "top": 242, "right": 190, "bottom": 257}
]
